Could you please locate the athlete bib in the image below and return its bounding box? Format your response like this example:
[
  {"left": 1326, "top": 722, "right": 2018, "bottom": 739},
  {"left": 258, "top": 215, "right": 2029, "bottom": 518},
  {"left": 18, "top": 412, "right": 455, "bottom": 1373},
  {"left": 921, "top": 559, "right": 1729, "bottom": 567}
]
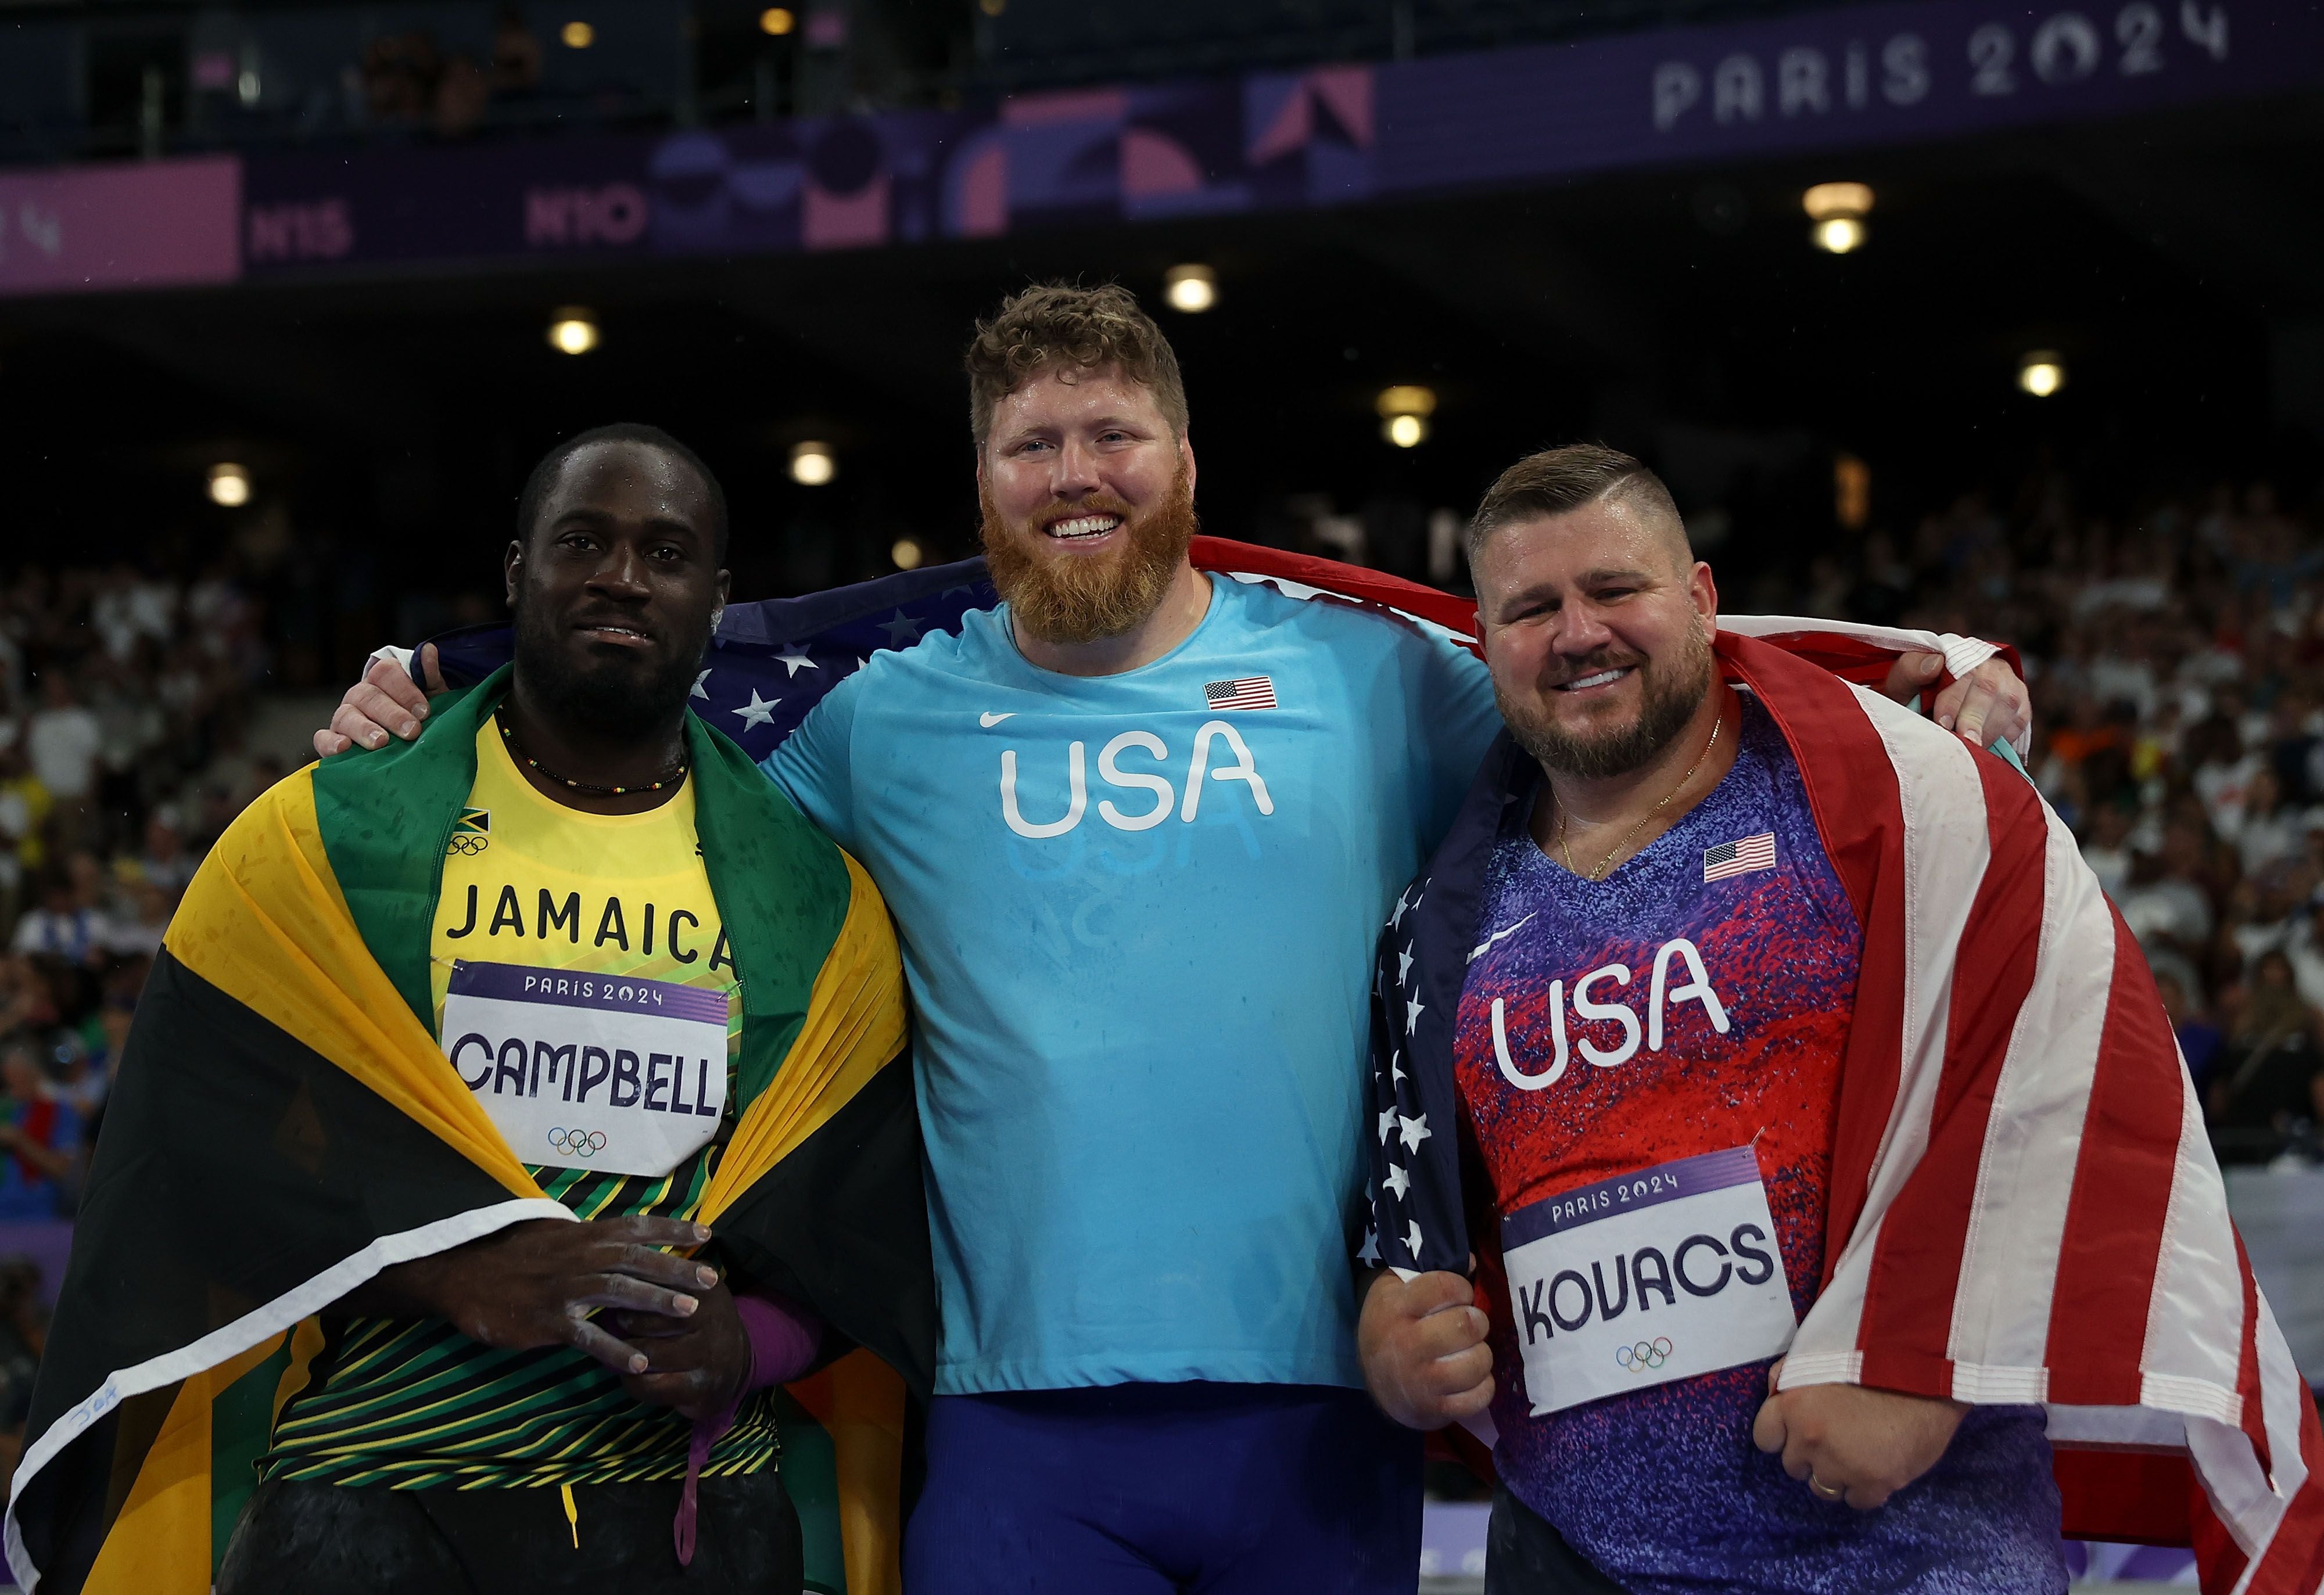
[
  {"left": 1500, "top": 1146, "right": 1796, "bottom": 1415},
  {"left": 441, "top": 960, "right": 729, "bottom": 1176}
]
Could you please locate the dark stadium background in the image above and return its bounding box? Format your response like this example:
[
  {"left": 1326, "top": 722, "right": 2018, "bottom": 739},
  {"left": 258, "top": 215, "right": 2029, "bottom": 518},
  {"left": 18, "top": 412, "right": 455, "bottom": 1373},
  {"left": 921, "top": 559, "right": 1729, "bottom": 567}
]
[
  {"left": 1, "top": 2, "right": 2316, "bottom": 686},
  {"left": 0, "top": 0, "right": 2319, "bottom": 1585},
  {"left": 7, "top": 127, "right": 2316, "bottom": 662}
]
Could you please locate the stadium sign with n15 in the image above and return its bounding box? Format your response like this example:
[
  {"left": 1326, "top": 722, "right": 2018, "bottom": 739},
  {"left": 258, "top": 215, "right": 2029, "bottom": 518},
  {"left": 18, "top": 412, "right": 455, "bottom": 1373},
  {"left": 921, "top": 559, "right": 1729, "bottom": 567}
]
[{"left": 242, "top": 140, "right": 655, "bottom": 276}]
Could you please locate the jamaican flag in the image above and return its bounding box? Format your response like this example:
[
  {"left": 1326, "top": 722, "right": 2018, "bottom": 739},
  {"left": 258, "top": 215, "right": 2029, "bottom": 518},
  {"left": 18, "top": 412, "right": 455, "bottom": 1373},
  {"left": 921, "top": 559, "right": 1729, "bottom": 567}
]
[{"left": 5, "top": 666, "right": 934, "bottom": 1595}]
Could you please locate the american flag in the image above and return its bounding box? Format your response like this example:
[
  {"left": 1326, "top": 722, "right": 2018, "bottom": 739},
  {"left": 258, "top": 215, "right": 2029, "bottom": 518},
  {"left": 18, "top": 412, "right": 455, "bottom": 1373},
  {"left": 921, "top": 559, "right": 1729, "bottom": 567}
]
[
  {"left": 1703, "top": 831, "right": 1777, "bottom": 882},
  {"left": 1372, "top": 638, "right": 2324, "bottom": 1580},
  {"left": 1203, "top": 676, "right": 1278, "bottom": 712},
  {"left": 421, "top": 543, "right": 1448, "bottom": 764}
]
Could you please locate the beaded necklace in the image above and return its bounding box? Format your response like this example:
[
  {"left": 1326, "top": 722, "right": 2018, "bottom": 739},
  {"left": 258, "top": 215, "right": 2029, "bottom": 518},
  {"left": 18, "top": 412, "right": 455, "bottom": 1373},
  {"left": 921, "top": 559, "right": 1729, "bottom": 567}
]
[{"left": 497, "top": 715, "right": 687, "bottom": 798}]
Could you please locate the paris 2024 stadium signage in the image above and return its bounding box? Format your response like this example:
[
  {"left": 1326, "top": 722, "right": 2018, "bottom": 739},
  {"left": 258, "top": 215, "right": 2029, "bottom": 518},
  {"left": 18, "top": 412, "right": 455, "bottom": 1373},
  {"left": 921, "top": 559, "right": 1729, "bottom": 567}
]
[{"left": 0, "top": 0, "right": 2315, "bottom": 293}]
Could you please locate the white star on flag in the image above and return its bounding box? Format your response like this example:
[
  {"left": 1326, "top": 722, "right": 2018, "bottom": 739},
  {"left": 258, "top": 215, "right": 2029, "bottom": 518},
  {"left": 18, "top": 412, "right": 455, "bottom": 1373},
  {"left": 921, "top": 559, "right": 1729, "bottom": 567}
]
[
  {"left": 878, "top": 610, "right": 926, "bottom": 646},
  {"left": 774, "top": 645, "right": 820, "bottom": 677},
  {"left": 731, "top": 689, "right": 779, "bottom": 729},
  {"left": 1397, "top": 943, "right": 1414, "bottom": 985},
  {"left": 1397, "top": 1112, "right": 1431, "bottom": 1152},
  {"left": 1405, "top": 1220, "right": 1423, "bottom": 1257},
  {"left": 1405, "top": 996, "right": 1425, "bottom": 1033},
  {"left": 1390, "top": 1050, "right": 1405, "bottom": 1085},
  {"left": 1358, "top": 1228, "right": 1381, "bottom": 1266},
  {"left": 1378, "top": 1107, "right": 1398, "bottom": 1145},
  {"left": 691, "top": 669, "right": 711, "bottom": 700},
  {"left": 1390, "top": 888, "right": 1411, "bottom": 929},
  {"left": 1384, "top": 1163, "right": 1411, "bottom": 1200}
]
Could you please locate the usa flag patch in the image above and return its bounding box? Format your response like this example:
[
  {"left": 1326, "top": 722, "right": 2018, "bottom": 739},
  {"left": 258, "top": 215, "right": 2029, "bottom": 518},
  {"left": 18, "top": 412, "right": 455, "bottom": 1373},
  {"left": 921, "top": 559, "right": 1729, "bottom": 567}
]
[
  {"left": 1703, "top": 832, "right": 1777, "bottom": 882},
  {"left": 1204, "top": 676, "right": 1277, "bottom": 712}
]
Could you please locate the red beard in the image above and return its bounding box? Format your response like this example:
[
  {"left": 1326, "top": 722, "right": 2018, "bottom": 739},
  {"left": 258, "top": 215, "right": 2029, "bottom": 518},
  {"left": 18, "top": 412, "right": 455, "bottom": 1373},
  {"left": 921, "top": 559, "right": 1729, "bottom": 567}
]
[{"left": 980, "top": 469, "right": 1199, "bottom": 646}]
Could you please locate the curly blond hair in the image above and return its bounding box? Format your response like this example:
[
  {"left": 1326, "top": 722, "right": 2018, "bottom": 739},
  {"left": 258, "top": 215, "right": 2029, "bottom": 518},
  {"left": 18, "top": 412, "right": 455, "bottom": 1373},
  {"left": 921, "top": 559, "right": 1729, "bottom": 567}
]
[{"left": 963, "top": 282, "right": 1189, "bottom": 449}]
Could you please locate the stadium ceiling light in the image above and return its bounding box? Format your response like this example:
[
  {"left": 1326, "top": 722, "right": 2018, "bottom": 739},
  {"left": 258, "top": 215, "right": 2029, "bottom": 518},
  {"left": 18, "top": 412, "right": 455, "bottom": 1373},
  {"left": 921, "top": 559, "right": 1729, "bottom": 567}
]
[
  {"left": 2018, "top": 351, "right": 2067, "bottom": 397},
  {"left": 1162, "top": 265, "right": 1217, "bottom": 314},
  {"left": 790, "top": 441, "right": 837, "bottom": 486},
  {"left": 1812, "top": 216, "right": 1866, "bottom": 254},
  {"left": 891, "top": 537, "right": 924, "bottom": 570},
  {"left": 207, "top": 462, "right": 250, "bottom": 507},
  {"left": 1803, "top": 181, "right": 1873, "bottom": 254},
  {"left": 1834, "top": 453, "right": 1870, "bottom": 530},
  {"left": 561, "top": 20, "right": 594, "bottom": 48},
  {"left": 760, "top": 6, "right": 795, "bottom": 33},
  {"left": 1802, "top": 182, "right": 1874, "bottom": 219},
  {"left": 1376, "top": 385, "right": 1436, "bottom": 448},
  {"left": 547, "top": 308, "right": 599, "bottom": 355}
]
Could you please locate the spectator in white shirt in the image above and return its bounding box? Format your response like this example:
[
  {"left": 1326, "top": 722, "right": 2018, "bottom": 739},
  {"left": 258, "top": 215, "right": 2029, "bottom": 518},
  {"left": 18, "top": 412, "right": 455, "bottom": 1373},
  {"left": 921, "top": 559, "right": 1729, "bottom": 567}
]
[
  {"left": 132, "top": 813, "right": 193, "bottom": 897},
  {"left": 2119, "top": 819, "right": 2219, "bottom": 951},
  {"left": 89, "top": 566, "right": 177, "bottom": 664},
  {"left": 2190, "top": 714, "right": 2264, "bottom": 841},
  {"left": 102, "top": 881, "right": 168, "bottom": 960},
  {"left": 2082, "top": 804, "right": 2136, "bottom": 898},
  {"left": 10, "top": 871, "right": 112, "bottom": 967},
  {"left": 24, "top": 677, "right": 99, "bottom": 804},
  {"left": 2237, "top": 768, "right": 2308, "bottom": 879}
]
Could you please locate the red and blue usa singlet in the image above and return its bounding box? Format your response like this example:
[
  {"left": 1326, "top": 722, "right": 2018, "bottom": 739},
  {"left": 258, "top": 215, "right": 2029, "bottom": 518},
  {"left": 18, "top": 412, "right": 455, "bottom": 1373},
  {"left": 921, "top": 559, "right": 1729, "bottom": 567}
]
[{"left": 1454, "top": 692, "right": 2064, "bottom": 1594}]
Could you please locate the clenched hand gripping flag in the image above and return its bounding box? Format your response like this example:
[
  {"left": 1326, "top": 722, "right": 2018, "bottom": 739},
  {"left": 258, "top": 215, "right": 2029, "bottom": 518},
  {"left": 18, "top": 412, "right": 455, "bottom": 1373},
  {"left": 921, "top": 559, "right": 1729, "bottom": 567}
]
[
  {"left": 1371, "top": 630, "right": 2324, "bottom": 1595},
  {"left": 7, "top": 666, "right": 933, "bottom": 1595}
]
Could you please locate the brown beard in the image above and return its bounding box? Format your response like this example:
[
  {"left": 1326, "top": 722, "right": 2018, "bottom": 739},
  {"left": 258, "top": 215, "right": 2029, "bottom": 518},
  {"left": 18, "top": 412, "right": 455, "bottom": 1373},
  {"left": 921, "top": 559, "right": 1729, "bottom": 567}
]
[
  {"left": 980, "top": 468, "right": 1198, "bottom": 646},
  {"left": 1497, "top": 626, "right": 1714, "bottom": 781}
]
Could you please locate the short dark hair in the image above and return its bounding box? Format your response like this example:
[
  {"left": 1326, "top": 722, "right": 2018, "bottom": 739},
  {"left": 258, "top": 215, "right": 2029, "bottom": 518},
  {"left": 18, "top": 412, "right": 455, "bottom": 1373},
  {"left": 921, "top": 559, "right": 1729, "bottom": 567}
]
[
  {"left": 963, "top": 282, "right": 1189, "bottom": 450},
  {"left": 1467, "top": 444, "right": 1687, "bottom": 566},
  {"left": 515, "top": 423, "right": 729, "bottom": 562}
]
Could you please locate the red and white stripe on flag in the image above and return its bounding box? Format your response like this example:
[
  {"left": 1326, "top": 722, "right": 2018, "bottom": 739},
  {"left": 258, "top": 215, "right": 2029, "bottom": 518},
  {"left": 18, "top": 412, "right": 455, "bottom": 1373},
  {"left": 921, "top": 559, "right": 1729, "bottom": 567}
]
[
  {"left": 1203, "top": 676, "right": 1277, "bottom": 712},
  {"left": 1703, "top": 832, "right": 1776, "bottom": 882},
  {"left": 1716, "top": 631, "right": 2324, "bottom": 1593}
]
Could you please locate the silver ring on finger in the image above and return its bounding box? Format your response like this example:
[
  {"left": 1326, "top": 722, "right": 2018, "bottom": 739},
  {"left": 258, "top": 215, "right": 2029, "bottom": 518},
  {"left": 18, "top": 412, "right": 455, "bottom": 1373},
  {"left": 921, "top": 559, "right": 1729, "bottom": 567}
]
[{"left": 1807, "top": 1471, "right": 1846, "bottom": 1502}]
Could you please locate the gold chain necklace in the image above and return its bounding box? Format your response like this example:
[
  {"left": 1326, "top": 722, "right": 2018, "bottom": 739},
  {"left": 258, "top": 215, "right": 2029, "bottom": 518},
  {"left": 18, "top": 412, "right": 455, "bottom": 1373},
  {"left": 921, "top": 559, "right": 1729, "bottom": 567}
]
[{"left": 1555, "top": 710, "right": 1725, "bottom": 882}]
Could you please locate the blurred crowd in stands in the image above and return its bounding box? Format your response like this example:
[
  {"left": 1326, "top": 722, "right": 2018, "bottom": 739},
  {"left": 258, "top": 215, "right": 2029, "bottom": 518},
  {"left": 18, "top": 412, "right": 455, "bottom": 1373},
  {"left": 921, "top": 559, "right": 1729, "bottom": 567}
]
[
  {"left": 1816, "top": 477, "right": 2324, "bottom": 1166},
  {"left": 0, "top": 558, "right": 282, "bottom": 1252}
]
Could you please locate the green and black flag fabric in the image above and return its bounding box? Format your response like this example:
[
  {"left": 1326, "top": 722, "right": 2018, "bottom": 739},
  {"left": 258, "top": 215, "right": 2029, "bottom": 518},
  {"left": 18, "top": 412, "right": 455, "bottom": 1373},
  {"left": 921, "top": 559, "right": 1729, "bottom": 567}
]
[{"left": 6, "top": 667, "right": 934, "bottom": 1595}]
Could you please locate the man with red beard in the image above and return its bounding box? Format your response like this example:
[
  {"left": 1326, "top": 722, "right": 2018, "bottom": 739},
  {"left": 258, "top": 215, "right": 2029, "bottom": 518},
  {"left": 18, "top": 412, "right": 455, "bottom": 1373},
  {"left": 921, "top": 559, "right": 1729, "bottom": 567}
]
[
  {"left": 758, "top": 284, "right": 1497, "bottom": 1592},
  {"left": 320, "top": 286, "right": 2031, "bottom": 1592}
]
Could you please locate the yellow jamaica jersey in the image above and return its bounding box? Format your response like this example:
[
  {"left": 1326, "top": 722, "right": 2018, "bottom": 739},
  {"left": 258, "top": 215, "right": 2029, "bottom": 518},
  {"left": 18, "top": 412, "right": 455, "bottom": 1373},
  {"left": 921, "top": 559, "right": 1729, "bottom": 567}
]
[{"left": 262, "top": 718, "right": 779, "bottom": 1489}]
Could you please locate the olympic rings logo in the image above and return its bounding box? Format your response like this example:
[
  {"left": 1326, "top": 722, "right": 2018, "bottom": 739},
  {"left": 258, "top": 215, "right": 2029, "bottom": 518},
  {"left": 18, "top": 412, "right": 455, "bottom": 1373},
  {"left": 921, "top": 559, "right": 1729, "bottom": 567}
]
[
  {"left": 445, "top": 834, "right": 490, "bottom": 856},
  {"left": 1615, "top": 1338, "right": 1673, "bottom": 1373},
  {"left": 546, "top": 1127, "right": 608, "bottom": 1158}
]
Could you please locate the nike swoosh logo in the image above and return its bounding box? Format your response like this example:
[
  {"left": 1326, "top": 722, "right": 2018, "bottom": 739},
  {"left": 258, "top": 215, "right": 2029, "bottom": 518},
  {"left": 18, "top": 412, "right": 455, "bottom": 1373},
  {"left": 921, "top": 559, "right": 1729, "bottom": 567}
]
[
  {"left": 1468, "top": 913, "right": 1536, "bottom": 964},
  {"left": 980, "top": 712, "right": 1014, "bottom": 727}
]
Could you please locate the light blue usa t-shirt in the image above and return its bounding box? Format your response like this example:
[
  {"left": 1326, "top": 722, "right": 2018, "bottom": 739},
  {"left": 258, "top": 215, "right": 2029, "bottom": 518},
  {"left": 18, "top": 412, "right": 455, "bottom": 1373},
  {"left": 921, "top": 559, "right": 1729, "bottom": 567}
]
[{"left": 763, "top": 573, "right": 1500, "bottom": 1394}]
